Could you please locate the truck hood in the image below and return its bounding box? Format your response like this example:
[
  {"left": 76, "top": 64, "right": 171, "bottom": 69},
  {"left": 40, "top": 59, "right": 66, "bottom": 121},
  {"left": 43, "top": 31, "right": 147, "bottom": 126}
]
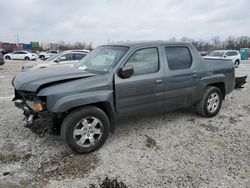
[{"left": 13, "top": 67, "right": 97, "bottom": 92}]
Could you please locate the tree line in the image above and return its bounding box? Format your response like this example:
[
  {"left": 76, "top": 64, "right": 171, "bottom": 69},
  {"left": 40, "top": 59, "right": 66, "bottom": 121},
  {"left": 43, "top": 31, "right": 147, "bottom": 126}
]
[
  {"left": 169, "top": 36, "right": 250, "bottom": 51},
  {"left": 57, "top": 36, "right": 250, "bottom": 52},
  {"left": 58, "top": 41, "right": 93, "bottom": 51}
]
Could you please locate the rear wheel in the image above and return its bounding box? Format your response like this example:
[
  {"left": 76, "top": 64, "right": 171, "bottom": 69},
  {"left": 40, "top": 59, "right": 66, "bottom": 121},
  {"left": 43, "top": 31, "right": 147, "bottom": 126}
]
[
  {"left": 39, "top": 55, "right": 45, "bottom": 60},
  {"left": 234, "top": 60, "right": 239, "bottom": 68},
  {"left": 195, "top": 86, "right": 223, "bottom": 117},
  {"left": 61, "top": 106, "right": 110, "bottom": 154},
  {"left": 24, "top": 57, "right": 30, "bottom": 60}
]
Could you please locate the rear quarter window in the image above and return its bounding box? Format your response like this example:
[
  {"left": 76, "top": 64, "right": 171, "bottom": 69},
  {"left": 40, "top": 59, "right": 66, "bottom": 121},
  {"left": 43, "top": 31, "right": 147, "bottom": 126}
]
[{"left": 165, "top": 46, "right": 192, "bottom": 70}]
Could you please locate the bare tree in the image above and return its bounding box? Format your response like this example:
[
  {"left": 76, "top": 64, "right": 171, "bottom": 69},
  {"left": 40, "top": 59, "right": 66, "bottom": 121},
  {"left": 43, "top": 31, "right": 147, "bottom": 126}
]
[{"left": 178, "top": 35, "right": 250, "bottom": 51}]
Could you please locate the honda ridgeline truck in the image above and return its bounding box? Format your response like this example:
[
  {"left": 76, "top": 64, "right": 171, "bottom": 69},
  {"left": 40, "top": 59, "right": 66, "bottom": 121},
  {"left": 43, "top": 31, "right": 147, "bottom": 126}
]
[{"left": 12, "top": 41, "right": 235, "bottom": 153}]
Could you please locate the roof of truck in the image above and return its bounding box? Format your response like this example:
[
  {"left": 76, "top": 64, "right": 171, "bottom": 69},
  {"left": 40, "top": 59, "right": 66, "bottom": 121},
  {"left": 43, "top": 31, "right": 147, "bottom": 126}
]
[{"left": 103, "top": 41, "right": 192, "bottom": 47}]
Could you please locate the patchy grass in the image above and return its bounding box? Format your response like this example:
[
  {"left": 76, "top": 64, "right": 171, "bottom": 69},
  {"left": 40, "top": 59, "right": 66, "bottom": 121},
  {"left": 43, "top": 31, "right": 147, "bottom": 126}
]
[
  {"left": 200, "top": 123, "right": 219, "bottom": 132},
  {"left": 21, "top": 153, "right": 100, "bottom": 186},
  {"left": 89, "top": 177, "right": 127, "bottom": 188},
  {"left": 144, "top": 135, "right": 157, "bottom": 148}
]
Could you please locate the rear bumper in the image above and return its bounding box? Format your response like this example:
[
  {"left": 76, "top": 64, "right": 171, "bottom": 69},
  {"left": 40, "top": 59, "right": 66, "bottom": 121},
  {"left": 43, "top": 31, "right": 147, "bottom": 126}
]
[
  {"left": 15, "top": 100, "right": 56, "bottom": 135},
  {"left": 235, "top": 75, "right": 247, "bottom": 88}
]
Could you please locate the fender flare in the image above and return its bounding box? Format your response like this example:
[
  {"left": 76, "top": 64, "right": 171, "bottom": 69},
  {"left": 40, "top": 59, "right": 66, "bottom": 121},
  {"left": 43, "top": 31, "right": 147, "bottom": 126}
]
[
  {"left": 50, "top": 90, "right": 113, "bottom": 112},
  {"left": 48, "top": 90, "right": 117, "bottom": 133}
]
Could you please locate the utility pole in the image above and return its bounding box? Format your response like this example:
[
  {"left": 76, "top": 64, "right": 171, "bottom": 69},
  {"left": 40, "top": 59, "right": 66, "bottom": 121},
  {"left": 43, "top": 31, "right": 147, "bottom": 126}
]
[{"left": 16, "top": 32, "right": 19, "bottom": 50}]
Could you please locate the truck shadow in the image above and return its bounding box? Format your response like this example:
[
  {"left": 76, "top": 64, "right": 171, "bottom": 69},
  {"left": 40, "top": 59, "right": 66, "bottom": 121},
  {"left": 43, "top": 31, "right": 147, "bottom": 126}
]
[{"left": 111, "top": 108, "right": 198, "bottom": 138}]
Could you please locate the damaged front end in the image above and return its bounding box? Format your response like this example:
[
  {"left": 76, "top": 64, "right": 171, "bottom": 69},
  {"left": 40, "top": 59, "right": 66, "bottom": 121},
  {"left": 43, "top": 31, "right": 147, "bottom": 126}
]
[{"left": 13, "top": 90, "right": 59, "bottom": 136}]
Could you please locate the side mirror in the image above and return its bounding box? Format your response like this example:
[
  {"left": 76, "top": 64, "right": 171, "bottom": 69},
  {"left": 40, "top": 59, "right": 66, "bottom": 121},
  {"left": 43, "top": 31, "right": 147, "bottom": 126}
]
[
  {"left": 118, "top": 64, "right": 134, "bottom": 79},
  {"left": 223, "top": 55, "right": 227, "bottom": 58}
]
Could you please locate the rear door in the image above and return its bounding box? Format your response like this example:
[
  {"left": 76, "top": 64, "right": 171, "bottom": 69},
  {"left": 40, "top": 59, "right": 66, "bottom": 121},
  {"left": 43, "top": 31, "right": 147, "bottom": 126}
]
[
  {"left": 225, "top": 51, "right": 234, "bottom": 61},
  {"left": 163, "top": 45, "right": 201, "bottom": 111},
  {"left": 19, "top": 52, "right": 27, "bottom": 59},
  {"left": 115, "top": 46, "right": 165, "bottom": 117}
]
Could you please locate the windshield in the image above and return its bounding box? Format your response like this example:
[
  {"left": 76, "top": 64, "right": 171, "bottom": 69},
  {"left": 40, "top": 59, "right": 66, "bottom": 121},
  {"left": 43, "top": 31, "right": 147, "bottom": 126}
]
[
  {"left": 46, "top": 52, "right": 63, "bottom": 61},
  {"left": 77, "top": 46, "right": 129, "bottom": 72},
  {"left": 208, "top": 51, "right": 225, "bottom": 57}
]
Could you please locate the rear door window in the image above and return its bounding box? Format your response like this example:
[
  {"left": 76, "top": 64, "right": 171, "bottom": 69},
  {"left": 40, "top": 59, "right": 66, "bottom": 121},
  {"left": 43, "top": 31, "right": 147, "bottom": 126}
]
[
  {"left": 226, "top": 52, "right": 233, "bottom": 56},
  {"left": 233, "top": 51, "right": 239, "bottom": 56},
  {"left": 74, "top": 53, "right": 86, "bottom": 60},
  {"left": 165, "top": 46, "right": 192, "bottom": 70}
]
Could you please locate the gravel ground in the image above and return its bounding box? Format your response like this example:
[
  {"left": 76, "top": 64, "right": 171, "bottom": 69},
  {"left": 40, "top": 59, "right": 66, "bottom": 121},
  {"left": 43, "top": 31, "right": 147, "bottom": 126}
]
[{"left": 0, "top": 60, "right": 250, "bottom": 188}]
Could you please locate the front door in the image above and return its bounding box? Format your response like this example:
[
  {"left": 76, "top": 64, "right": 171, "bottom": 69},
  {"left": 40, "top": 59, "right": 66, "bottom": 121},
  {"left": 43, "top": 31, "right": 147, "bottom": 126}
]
[
  {"left": 115, "top": 47, "right": 165, "bottom": 117},
  {"left": 12, "top": 52, "right": 20, "bottom": 59}
]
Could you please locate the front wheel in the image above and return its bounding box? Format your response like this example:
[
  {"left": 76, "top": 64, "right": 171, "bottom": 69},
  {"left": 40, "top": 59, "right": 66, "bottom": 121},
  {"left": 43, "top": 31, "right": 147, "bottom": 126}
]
[
  {"left": 195, "top": 86, "right": 223, "bottom": 117},
  {"left": 61, "top": 106, "right": 110, "bottom": 154},
  {"left": 5, "top": 56, "right": 10, "bottom": 60},
  {"left": 24, "top": 57, "right": 30, "bottom": 60},
  {"left": 234, "top": 60, "right": 239, "bottom": 68}
]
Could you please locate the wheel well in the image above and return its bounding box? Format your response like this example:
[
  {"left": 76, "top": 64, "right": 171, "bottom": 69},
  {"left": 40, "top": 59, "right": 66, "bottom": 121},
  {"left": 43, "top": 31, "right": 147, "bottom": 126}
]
[
  {"left": 208, "top": 82, "right": 225, "bottom": 99},
  {"left": 66, "top": 102, "right": 117, "bottom": 133}
]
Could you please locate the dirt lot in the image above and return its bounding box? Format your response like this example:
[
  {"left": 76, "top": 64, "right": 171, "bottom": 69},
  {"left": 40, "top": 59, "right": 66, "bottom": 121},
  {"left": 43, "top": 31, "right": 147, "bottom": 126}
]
[{"left": 0, "top": 60, "right": 250, "bottom": 187}]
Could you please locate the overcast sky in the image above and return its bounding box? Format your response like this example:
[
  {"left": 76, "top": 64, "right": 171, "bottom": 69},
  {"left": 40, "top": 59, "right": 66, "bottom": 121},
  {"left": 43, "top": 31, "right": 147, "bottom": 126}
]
[{"left": 0, "top": 0, "right": 249, "bottom": 46}]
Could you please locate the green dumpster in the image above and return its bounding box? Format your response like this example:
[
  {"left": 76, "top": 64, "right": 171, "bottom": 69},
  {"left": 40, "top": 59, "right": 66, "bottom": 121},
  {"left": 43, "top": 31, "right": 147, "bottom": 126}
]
[{"left": 240, "top": 48, "right": 249, "bottom": 60}]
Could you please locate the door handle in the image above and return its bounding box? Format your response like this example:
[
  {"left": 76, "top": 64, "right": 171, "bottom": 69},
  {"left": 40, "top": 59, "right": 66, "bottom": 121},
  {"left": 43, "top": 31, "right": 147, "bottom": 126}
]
[
  {"left": 155, "top": 79, "right": 162, "bottom": 84},
  {"left": 192, "top": 74, "right": 198, "bottom": 78}
]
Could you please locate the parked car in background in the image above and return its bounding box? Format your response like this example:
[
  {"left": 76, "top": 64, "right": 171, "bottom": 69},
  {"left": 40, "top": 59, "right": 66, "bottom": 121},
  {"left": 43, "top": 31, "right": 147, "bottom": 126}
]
[
  {"left": 199, "top": 51, "right": 209, "bottom": 56},
  {"left": 0, "top": 49, "right": 10, "bottom": 55},
  {"left": 68, "top": 49, "right": 91, "bottom": 53},
  {"left": 39, "top": 50, "right": 59, "bottom": 60},
  {"left": 13, "top": 41, "right": 235, "bottom": 153},
  {"left": 205, "top": 50, "right": 241, "bottom": 68},
  {"left": 4, "top": 51, "right": 38, "bottom": 60},
  {"left": 0, "top": 53, "right": 5, "bottom": 66},
  {"left": 22, "top": 51, "right": 88, "bottom": 70}
]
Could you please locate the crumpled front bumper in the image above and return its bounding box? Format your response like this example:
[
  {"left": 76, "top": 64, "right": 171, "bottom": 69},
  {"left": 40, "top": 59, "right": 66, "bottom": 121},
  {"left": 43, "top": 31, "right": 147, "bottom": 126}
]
[{"left": 14, "top": 100, "right": 55, "bottom": 136}]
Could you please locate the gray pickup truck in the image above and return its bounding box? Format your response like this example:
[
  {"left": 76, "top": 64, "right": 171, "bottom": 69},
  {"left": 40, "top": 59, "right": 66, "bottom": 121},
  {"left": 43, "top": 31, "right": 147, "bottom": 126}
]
[{"left": 12, "top": 41, "right": 235, "bottom": 153}]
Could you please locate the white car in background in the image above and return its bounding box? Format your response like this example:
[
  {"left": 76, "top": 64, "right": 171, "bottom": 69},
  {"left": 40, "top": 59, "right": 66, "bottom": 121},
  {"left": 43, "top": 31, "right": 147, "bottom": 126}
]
[
  {"left": 4, "top": 51, "right": 38, "bottom": 60},
  {"left": 205, "top": 50, "right": 241, "bottom": 68},
  {"left": 22, "top": 51, "right": 88, "bottom": 70},
  {"left": 39, "top": 50, "right": 59, "bottom": 60}
]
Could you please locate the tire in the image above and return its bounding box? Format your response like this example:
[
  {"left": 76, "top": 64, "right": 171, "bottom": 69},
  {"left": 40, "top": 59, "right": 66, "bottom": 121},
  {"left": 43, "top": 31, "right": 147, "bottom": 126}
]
[
  {"left": 61, "top": 106, "right": 110, "bottom": 154},
  {"left": 5, "top": 56, "right": 10, "bottom": 60},
  {"left": 24, "top": 57, "right": 30, "bottom": 60},
  {"left": 195, "top": 86, "right": 223, "bottom": 118},
  {"left": 40, "top": 55, "right": 45, "bottom": 60},
  {"left": 234, "top": 60, "right": 239, "bottom": 68}
]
